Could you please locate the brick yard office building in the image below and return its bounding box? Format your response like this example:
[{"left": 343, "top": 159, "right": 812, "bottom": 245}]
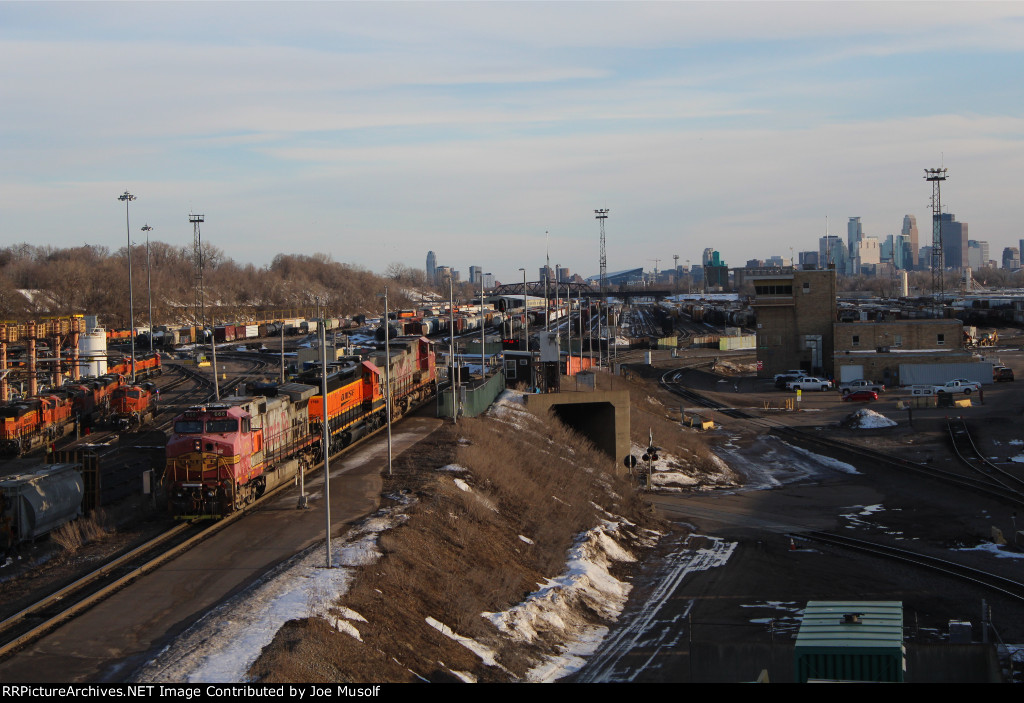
[
  {"left": 832, "top": 319, "right": 972, "bottom": 388},
  {"left": 753, "top": 266, "right": 977, "bottom": 385},
  {"left": 752, "top": 268, "right": 838, "bottom": 379}
]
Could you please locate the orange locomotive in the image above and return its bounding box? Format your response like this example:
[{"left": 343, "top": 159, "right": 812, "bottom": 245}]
[
  {"left": 300, "top": 336, "right": 436, "bottom": 455},
  {"left": 107, "top": 352, "right": 162, "bottom": 381},
  {"left": 165, "top": 337, "right": 436, "bottom": 519},
  {"left": 110, "top": 383, "right": 155, "bottom": 430},
  {"left": 0, "top": 392, "right": 76, "bottom": 457}
]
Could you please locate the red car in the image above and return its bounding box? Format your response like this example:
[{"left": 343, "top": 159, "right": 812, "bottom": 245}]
[{"left": 843, "top": 390, "right": 878, "bottom": 402}]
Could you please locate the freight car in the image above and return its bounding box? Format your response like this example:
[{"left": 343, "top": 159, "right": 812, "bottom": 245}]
[
  {"left": 0, "top": 463, "right": 84, "bottom": 551},
  {"left": 164, "top": 336, "right": 437, "bottom": 519}
]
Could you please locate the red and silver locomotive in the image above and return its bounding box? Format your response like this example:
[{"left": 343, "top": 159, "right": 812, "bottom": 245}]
[{"left": 164, "top": 336, "right": 436, "bottom": 519}]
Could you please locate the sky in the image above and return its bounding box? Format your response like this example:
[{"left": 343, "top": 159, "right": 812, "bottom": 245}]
[{"left": 3, "top": 1, "right": 1024, "bottom": 284}]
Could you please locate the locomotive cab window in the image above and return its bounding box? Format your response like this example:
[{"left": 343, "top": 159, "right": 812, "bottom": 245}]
[
  {"left": 174, "top": 420, "right": 204, "bottom": 434},
  {"left": 207, "top": 419, "right": 238, "bottom": 434}
]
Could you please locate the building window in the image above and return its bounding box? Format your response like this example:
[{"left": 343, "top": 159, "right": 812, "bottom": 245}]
[
  {"left": 937, "top": 333, "right": 945, "bottom": 346},
  {"left": 754, "top": 283, "right": 794, "bottom": 296},
  {"left": 852, "top": 335, "right": 860, "bottom": 347},
  {"left": 893, "top": 334, "right": 902, "bottom": 348},
  {"left": 802, "top": 281, "right": 810, "bottom": 293}
]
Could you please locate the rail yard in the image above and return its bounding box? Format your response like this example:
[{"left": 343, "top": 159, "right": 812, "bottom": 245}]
[{"left": 0, "top": 296, "right": 1022, "bottom": 683}]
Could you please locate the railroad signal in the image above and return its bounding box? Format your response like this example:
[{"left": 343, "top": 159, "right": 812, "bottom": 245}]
[{"left": 624, "top": 455, "right": 637, "bottom": 469}]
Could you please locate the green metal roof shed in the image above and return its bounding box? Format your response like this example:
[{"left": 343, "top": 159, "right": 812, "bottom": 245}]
[{"left": 794, "top": 601, "right": 905, "bottom": 683}]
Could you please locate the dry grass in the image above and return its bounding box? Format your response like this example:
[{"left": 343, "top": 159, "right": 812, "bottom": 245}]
[
  {"left": 250, "top": 398, "right": 662, "bottom": 684},
  {"left": 50, "top": 511, "right": 109, "bottom": 553}
]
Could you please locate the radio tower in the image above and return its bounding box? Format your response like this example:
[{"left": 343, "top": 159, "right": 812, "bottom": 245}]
[
  {"left": 925, "top": 167, "right": 948, "bottom": 314},
  {"left": 595, "top": 209, "right": 609, "bottom": 298},
  {"left": 190, "top": 212, "right": 205, "bottom": 326}
]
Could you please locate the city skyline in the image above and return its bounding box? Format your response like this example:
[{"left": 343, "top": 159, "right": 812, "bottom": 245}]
[{"left": 3, "top": 2, "right": 1024, "bottom": 283}]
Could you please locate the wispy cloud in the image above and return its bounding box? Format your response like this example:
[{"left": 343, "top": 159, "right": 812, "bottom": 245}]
[{"left": 2, "top": 2, "right": 1023, "bottom": 278}]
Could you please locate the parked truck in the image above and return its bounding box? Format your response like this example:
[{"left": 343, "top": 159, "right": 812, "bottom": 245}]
[
  {"left": 838, "top": 379, "right": 886, "bottom": 396},
  {"left": 934, "top": 379, "right": 982, "bottom": 395}
]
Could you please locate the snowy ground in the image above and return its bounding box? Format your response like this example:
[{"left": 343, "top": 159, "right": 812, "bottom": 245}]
[
  {"left": 131, "top": 500, "right": 410, "bottom": 683},
  {"left": 128, "top": 388, "right": 899, "bottom": 683}
]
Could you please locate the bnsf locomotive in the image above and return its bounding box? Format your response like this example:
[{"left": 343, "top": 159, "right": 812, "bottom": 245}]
[
  {"left": 0, "top": 353, "right": 162, "bottom": 457},
  {"left": 165, "top": 337, "right": 436, "bottom": 519}
]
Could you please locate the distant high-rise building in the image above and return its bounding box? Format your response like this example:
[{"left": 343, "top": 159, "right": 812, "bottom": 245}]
[
  {"left": 426, "top": 251, "right": 437, "bottom": 283},
  {"left": 799, "top": 251, "right": 819, "bottom": 269},
  {"left": 819, "top": 235, "right": 846, "bottom": 271},
  {"left": 894, "top": 234, "right": 911, "bottom": 270},
  {"left": 435, "top": 265, "right": 452, "bottom": 282},
  {"left": 481, "top": 273, "right": 495, "bottom": 289},
  {"left": 967, "top": 240, "right": 989, "bottom": 270},
  {"left": 847, "top": 217, "right": 863, "bottom": 261},
  {"left": 856, "top": 237, "right": 881, "bottom": 270},
  {"left": 937, "top": 213, "right": 968, "bottom": 269},
  {"left": 880, "top": 235, "right": 894, "bottom": 264},
  {"left": 469, "top": 265, "right": 481, "bottom": 284},
  {"left": 702, "top": 248, "right": 715, "bottom": 266},
  {"left": 555, "top": 265, "right": 571, "bottom": 282},
  {"left": 1003, "top": 247, "right": 1020, "bottom": 270},
  {"left": 539, "top": 265, "right": 554, "bottom": 282},
  {"left": 901, "top": 215, "right": 919, "bottom": 269}
]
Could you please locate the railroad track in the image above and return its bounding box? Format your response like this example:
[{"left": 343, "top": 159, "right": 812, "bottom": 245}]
[
  {"left": 801, "top": 531, "right": 1024, "bottom": 603},
  {"left": 658, "top": 367, "right": 1024, "bottom": 511},
  {"left": 946, "top": 416, "right": 1024, "bottom": 496},
  {"left": 0, "top": 522, "right": 200, "bottom": 658},
  {"left": 0, "top": 371, "right": 435, "bottom": 661}
]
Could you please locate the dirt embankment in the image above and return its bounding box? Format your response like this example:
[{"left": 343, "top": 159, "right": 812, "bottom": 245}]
[{"left": 248, "top": 372, "right": 723, "bottom": 683}]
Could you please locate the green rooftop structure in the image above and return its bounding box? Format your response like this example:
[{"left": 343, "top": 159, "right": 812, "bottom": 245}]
[{"left": 794, "top": 601, "right": 905, "bottom": 683}]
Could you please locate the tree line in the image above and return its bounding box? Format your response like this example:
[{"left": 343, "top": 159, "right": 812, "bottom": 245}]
[{"left": 0, "top": 243, "right": 462, "bottom": 328}]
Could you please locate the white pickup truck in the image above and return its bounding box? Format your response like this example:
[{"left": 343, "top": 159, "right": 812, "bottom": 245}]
[
  {"left": 786, "top": 376, "right": 832, "bottom": 391},
  {"left": 934, "top": 379, "right": 982, "bottom": 395}
]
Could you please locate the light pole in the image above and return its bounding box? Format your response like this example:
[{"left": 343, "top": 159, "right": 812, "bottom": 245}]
[
  {"left": 141, "top": 224, "right": 154, "bottom": 353},
  {"left": 383, "top": 286, "right": 393, "bottom": 475},
  {"left": 317, "top": 296, "right": 332, "bottom": 567},
  {"left": 448, "top": 275, "right": 457, "bottom": 424},
  {"left": 480, "top": 273, "right": 486, "bottom": 376},
  {"left": 118, "top": 191, "right": 136, "bottom": 383},
  {"left": 519, "top": 268, "right": 528, "bottom": 353}
]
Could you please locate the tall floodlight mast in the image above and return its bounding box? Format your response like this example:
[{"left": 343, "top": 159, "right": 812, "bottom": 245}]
[
  {"left": 190, "top": 213, "right": 205, "bottom": 327},
  {"left": 118, "top": 191, "right": 137, "bottom": 383},
  {"left": 925, "top": 167, "right": 948, "bottom": 314}
]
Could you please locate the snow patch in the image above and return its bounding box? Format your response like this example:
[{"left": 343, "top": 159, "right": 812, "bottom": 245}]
[
  {"left": 844, "top": 408, "right": 898, "bottom": 429},
  {"left": 426, "top": 617, "right": 505, "bottom": 670}
]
